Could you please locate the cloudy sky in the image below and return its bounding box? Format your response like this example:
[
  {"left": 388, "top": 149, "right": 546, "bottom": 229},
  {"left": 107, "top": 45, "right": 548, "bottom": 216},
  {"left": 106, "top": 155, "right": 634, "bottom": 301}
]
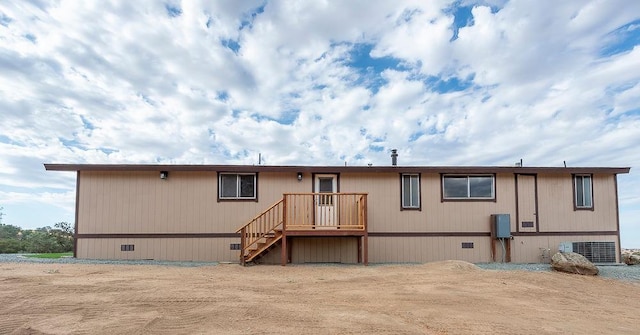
[{"left": 1, "top": 0, "right": 639, "bottom": 247}]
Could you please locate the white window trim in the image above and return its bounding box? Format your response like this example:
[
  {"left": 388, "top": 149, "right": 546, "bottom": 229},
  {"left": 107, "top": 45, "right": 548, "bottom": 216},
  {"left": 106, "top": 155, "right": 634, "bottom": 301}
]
[
  {"left": 401, "top": 174, "right": 420, "bottom": 209},
  {"left": 574, "top": 174, "right": 593, "bottom": 209},
  {"left": 219, "top": 173, "right": 257, "bottom": 200}
]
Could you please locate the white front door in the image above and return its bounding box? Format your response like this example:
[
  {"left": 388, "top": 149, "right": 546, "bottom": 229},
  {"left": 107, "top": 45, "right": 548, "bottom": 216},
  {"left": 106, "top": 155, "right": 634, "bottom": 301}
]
[{"left": 315, "top": 174, "right": 337, "bottom": 229}]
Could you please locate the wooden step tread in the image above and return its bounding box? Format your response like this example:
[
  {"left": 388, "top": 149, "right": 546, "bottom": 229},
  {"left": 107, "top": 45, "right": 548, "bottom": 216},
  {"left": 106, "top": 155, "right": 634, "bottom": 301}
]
[{"left": 243, "top": 235, "right": 283, "bottom": 262}]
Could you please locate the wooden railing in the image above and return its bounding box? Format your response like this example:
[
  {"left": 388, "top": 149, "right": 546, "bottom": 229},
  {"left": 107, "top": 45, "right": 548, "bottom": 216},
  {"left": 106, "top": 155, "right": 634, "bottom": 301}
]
[
  {"left": 235, "top": 199, "right": 284, "bottom": 263},
  {"left": 236, "top": 193, "right": 368, "bottom": 264},
  {"left": 284, "top": 193, "right": 367, "bottom": 230}
]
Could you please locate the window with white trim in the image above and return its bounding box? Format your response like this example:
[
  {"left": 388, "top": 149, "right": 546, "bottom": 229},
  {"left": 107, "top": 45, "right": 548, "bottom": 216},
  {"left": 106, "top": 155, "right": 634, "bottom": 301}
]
[
  {"left": 219, "top": 173, "right": 256, "bottom": 199},
  {"left": 402, "top": 174, "right": 420, "bottom": 209},
  {"left": 442, "top": 175, "right": 495, "bottom": 200},
  {"left": 574, "top": 174, "right": 593, "bottom": 209}
]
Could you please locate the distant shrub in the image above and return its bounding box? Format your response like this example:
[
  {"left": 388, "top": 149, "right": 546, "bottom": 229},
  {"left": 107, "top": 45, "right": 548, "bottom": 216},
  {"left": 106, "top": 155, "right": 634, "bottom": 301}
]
[
  {"left": 0, "top": 239, "right": 24, "bottom": 253},
  {"left": 0, "top": 222, "right": 73, "bottom": 254}
]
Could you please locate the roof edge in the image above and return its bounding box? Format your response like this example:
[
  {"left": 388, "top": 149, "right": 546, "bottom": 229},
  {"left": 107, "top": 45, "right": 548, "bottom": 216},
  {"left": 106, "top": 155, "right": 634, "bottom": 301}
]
[{"left": 43, "top": 163, "right": 631, "bottom": 175}]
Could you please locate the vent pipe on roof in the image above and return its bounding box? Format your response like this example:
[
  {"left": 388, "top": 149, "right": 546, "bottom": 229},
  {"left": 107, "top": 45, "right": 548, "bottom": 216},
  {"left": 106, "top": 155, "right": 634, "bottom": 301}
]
[
  {"left": 391, "top": 149, "right": 398, "bottom": 166},
  {"left": 515, "top": 158, "right": 523, "bottom": 167}
]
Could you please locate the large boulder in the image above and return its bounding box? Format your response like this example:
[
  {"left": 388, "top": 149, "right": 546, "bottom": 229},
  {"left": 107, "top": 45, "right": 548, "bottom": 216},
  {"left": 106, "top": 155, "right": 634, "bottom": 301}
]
[
  {"left": 622, "top": 251, "right": 640, "bottom": 265},
  {"left": 551, "top": 252, "right": 599, "bottom": 275}
]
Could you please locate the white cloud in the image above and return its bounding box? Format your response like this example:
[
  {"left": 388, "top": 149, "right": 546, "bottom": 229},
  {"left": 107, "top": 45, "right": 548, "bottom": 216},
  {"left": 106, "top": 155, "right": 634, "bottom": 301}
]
[
  {"left": 374, "top": 3, "right": 455, "bottom": 76},
  {"left": 0, "top": 0, "right": 638, "bottom": 245}
]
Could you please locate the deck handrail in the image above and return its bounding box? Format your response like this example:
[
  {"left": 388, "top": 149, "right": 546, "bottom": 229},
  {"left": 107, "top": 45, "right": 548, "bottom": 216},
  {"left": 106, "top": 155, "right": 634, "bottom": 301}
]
[
  {"left": 235, "top": 199, "right": 284, "bottom": 234},
  {"left": 283, "top": 192, "right": 368, "bottom": 196},
  {"left": 283, "top": 193, "right": 367, "bottom": 231},
  {"left": 236, "top": 193, "right": 368, "bottom": 265},
  {"left": 236, "top": 198, "right": 284, "bottom": 264}
]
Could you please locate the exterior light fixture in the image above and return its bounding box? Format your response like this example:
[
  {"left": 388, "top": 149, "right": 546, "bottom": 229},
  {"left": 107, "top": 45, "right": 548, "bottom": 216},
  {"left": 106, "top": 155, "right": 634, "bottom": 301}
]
[
  {"left": 160, "top": 171, "right": 168, "bottom": 180},
  {"left": 297, "top": 172, "right": 303, "bottom": 181}
]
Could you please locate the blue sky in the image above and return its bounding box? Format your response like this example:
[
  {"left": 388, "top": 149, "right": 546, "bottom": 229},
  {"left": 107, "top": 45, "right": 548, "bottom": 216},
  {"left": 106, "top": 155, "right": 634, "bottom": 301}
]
[{"left": 0, "top": 0, "right": 639, "bottom": 247}]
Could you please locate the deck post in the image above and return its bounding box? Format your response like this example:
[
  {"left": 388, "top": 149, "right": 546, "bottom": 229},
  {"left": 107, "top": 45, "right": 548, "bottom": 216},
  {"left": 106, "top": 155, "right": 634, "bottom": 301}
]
[
  {"left": 363, "top": 195, "right": 368, "bottom": 265},
  {"left": 281, "top": 195, "right": 287, "bottom": 266},
  {"left": 287, "top": 237, "right": 293, "bottom": 263},
  {"left": 240, "top": 227, "right": 246, "bottom": 265},
  {"left": 363, "top": 233, "right": 368, "bottom": 266}
]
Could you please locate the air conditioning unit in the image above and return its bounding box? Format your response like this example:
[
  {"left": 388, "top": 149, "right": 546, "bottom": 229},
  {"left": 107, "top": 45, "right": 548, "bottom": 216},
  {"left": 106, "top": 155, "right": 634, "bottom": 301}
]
[{"left": 558, "top": 241, "right": 616, "bottom": 263}]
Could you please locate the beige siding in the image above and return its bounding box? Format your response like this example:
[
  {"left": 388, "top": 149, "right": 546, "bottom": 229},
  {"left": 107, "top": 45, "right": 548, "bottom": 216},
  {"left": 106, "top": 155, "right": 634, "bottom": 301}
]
[
  {"left": 537, "top": 174, "right": 618, "bottom": 232},
  {"left": 76, "top": 170, "right": 621, "bottom": 263},
  {"left": 79, "top": 171, "right": 619, "bottom": 236},
  {"left": 290, "top": 237, "right": 358, "bottom": 263},
  {"left": 370, "top": 235, "right": 618, "bottom": 263},
  {"left": 516, "top": 174, "right": 537, "bottom": 232},
  {"left": 369, "top": 236, "right": 491, "bottom": 263},
  {"left": 256, "top": 237, "right": 359, "bottom": 264},
  {"left": 77, "top": 170, "right": 309, "bottom": 261},
  {"left": 340, "top": 172, "right": 516, "bottom": 233},
  {"left": 342, "top": 171, "right": 617, "bottom": 234},
  {"left": 76, "top": 238, "right": 240, "bottom": 262},
  {"left": 78, "top": 171, "right": 309, "bottom": 234},
  {"left": 510, "top": 235, "right": 619, "bottom": 263}
]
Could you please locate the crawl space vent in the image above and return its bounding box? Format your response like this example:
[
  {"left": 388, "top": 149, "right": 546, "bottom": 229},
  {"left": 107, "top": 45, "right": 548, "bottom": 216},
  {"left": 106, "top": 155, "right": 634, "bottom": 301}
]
[
  {"left": 120, "top": 244, "right": 135, "bottom": 252},
  {"left": 521, "top": 221, "right": 534, "bottom": 228}
]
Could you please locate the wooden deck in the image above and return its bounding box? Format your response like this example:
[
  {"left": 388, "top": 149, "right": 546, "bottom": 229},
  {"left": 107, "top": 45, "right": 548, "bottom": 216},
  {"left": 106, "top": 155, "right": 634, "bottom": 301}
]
[{"left": 236, "top": 193, "right": 368, "bottom": 265}]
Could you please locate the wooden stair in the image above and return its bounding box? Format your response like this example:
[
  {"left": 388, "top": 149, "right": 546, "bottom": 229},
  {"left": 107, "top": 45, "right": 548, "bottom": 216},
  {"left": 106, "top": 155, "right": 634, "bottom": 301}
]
[
  {"left": 236, "top": 193, "right": 368, "bottom": 266},
  {"left": 236, "top": 198, "right": 285, "bottom": 265},
  {"left": 244, "top": 230, "right": 282, "bottom": 263}
]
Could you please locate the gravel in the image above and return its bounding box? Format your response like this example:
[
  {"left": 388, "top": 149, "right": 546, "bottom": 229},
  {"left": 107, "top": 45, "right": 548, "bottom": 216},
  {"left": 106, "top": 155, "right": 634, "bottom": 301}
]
[
  {"left": 0, "top": 254, "right": 219, "bottom": 267},
  {"left": 1, "top": 254, "right": 639, "bottom": 282},
  {"left": 477, "top": 262, "right": 640, "bottom": 282}
]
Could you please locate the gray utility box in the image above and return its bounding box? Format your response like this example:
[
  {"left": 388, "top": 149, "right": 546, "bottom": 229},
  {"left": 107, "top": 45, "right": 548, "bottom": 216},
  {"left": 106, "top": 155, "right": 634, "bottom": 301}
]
[
  {"left": 558, "top": 241, "right": 573, "bottom": 253},
  {"left": 492, "top": 214, "right": 511, "bottom": 239}
]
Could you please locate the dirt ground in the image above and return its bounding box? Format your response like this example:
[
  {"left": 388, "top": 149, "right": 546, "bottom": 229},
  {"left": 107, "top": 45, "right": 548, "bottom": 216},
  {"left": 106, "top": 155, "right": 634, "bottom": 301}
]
[{"left": 1, "top": 261, "right": 639, "bottom": 335}]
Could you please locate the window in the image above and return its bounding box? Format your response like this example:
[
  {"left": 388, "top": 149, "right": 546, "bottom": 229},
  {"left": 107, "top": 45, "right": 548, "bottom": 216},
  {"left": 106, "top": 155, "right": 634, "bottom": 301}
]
[
  {"left": 318, "top": 177, "right": 334, "bottom": 205},
  {"left": 219, "top": 173, "right": 256, "bottom": 200},
  {"left": 401, "top": 174, "right": 420, "bottom": 209},
  {"left": 442, "top": 175, "right": 495, "bottom": 200},
  {"left": 574, "top": 174, "right": 593, "bottom": 209}
]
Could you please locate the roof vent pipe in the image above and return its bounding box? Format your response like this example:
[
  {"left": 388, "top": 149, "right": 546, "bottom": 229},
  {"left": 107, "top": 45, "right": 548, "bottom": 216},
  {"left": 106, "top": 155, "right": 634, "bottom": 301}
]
[{"left": 391, "top": 149, "right": 398, "bottom": 166}]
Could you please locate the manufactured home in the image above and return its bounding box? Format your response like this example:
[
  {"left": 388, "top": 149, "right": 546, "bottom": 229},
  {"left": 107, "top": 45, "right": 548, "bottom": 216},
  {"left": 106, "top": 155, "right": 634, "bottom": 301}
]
[{"left": 44, "top": 162, "right": 630, "bottom": 264}]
